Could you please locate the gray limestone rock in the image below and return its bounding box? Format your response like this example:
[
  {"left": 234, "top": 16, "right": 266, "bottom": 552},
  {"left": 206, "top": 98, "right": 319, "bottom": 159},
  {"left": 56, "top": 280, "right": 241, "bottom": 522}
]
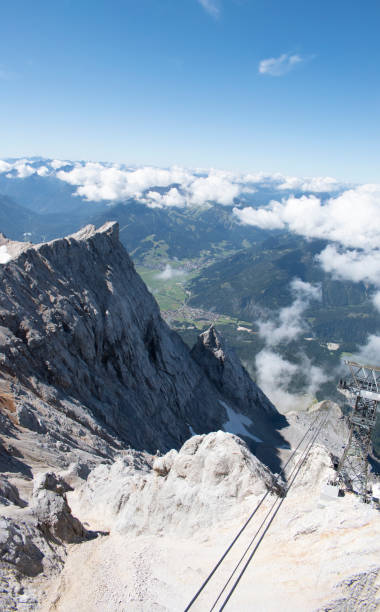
[
  {"left": 0, "top": 516, "right": 44, "bottom": 577},
  {"left": 191, "top": 325, "right": 275, "bottom": 414},
  {"left": 16, "top": 403, "right": 47, "bottom": 434},
  {"left": 76, "top": 431, "right": 279, "bottom": 536},
  {"left": 0, "top": 476, "right": 24, "bottom": 507},
  {"left": 31, "top": 472, "right": 87, "bottom": 543},
  {"left": 0, "top": 222, "right": 285, "bottom": 472}
]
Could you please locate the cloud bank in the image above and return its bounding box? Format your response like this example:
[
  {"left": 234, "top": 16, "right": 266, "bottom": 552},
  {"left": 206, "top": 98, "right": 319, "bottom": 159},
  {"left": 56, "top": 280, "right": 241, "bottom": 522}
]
[
  {"left": 317, "top": 246, "right": 380, "bottom": 287},
  {"left": 236, "top": 181, "right": 380, "bottom": 373},
  {"left": 234, "top": 184, "right": 380, "bottom": 250},
  {"left": 234, "top": 184, "right": 380, "bottom": 298},
  {"left": 52, "top": 163, "right": 346, "bottom": 207},
  {"left": 0, "top": 158, "right": 348, "bottom": 210}
]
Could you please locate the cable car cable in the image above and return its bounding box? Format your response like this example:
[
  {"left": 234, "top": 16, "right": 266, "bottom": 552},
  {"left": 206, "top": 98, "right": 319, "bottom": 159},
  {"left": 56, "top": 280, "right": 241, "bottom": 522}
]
[
  {"left": 209, "top": 412, "right": 326, "bottom": 611},
  {"left": 184, "top": 411, "right": 323, "bottom": 611},
  {"left": 218, "top": 412, "right": 329, "bottom": 611}
]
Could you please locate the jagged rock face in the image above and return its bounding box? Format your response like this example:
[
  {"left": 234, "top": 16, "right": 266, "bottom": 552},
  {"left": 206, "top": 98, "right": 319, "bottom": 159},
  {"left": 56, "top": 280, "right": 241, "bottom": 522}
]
[
  {"left": 191, "top": 326, "right": 275, "bottom": 414},
  {"left": 191, "top": 326, "right": 288, "bottom": 466},
  {"left": 0, "top": 222, "right": 285, "bottom": 467},
  {"left": 193, "top": 327, "right": 283, "bottom": 410}
]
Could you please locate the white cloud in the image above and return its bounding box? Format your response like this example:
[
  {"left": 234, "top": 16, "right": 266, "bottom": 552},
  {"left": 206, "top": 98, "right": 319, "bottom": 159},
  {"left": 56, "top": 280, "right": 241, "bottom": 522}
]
[
  {"left": 317, "top": 245, "right": 380, "bottom": 286},
  {"left": 255, "top": 349, "right": 328, "bottom": 413},
  {"left": 235, "top": 182, "right": 380, "bottom": 307},
  {"left": 235, "top": 183, "right": 380, "bottom": 367},
  {"left": 10, "top": 161, "right": 35, "bottom": 178},
  {"left": 0, "top": 157, "right": 347, "bottom": 209},
  {"left": 145, "top": 188, "right": 186, "bottom": 208},
  {"left": 0, "top": 159, "right": 47, "bottom": 179},
  {"left": 155, "top": 265, "right": 186, "bottom": 280},
  {"left": 254, "top": 278, "right": 328, "bottom": 412},
  {"left": 302, "top": 357, "right": 329, "bottom": 397},
  {"left": 236, "top": 203, "right": 285, "bottom": 229},
  {"left": 198, "top": 0, "right": 220, "bottom": 18},
  {"left": 50, "top": 159, "right": 67, "bottom": 170},
  {"left": 258, "top": 278, "right": 321, "bottom": 346},
  {"left": 189, "top": 171, "right": 241, "bottom": 205},
  {"left": 276, "top": 175, "right": 340, "bottom": 193},
  {"left": 259, "top": 53, "right": 304, "bottom": 77},
  {"left": 255, "top": 350, "right": 299, "bottom": 412},
  {"left": 56, "top": 162, "right": 247, "bottom": 207},
  {"left": 235, "top": 181, "right": 380, "bottom": 378},
  {"left": 0, "top": 160, "right": 12, "bottom": 174},
  {"left": 36, "top": 165, "right": 49, "bottom": 177},
  {"left": 241, "top": 171, "right": 344, "bottom": 194},
  {"left": 57, "top": 163, "right": 194, "bottom": 202},
  {"left": 234, "top": 184, "right": 380, "bottom": 251},
  {"left": 354, "top": 334, "right": 380, "bottom": 365}
]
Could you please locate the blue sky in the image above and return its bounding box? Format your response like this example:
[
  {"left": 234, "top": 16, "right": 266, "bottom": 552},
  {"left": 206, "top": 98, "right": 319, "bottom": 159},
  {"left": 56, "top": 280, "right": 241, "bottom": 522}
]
[{"left": 1, "top": 0, "right": 379, "bottom": 181}]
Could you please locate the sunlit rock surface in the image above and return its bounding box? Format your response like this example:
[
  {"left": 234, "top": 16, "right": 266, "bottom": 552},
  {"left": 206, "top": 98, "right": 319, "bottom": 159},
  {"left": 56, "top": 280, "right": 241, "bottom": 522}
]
[{"left": 0, "top": 222, "right": 284, "bottom": 471}]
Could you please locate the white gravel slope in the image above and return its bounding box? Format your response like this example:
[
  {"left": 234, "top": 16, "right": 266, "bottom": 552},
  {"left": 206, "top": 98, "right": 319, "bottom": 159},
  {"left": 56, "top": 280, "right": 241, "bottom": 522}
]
[{"left": 39, "top": 436, "right": 380, "bottom": 612}]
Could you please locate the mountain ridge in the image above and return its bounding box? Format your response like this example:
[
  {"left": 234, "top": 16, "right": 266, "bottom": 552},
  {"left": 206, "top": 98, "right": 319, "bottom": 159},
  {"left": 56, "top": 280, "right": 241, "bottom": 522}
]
[{"left": 0, "top": 221, "right": 286, "bottom": 472}]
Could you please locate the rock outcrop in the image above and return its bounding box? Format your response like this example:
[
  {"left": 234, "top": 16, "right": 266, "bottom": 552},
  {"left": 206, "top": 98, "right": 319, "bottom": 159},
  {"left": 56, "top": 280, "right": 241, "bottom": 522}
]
[
  {"left": 0, "top": 222, "right": 286, "bottom": 473},
  {"left": 0, "top": 469, "right": 91, "bottom": 611},
  {"left": 191, "top": 325, "right": 275, "bottom": 416},
  {"left": 31, "top": 472, "right": 90, "bottom": 543},
  {"left": 0, "top": 475, "right": 25, "bottom": 507},
  {"left": 72, "top": 431, "right": 278, "bottom": 536},
  {"left": 191, "top": 325, "right": 288, "bottom": 466}
]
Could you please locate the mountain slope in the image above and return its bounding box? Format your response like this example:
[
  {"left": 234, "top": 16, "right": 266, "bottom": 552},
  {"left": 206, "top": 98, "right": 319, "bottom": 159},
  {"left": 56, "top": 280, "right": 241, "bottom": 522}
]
[
  {"left": 91, "top": 201, "right": 265, "bottom": 264},
  {"left": 0, "top": 222, "right": 286, "bottom": 473},
  {"left": 0, "top": 171, "right": 107, "bottom": 216},
  {"left": 0, "top": 222, "right": 378, "bottom": 612},
  {"left": 0, "top": 195, "right": 39, "bottom": 239},
  {"left": 0, "top": 192, "right": 104, "bottom": 244},
  {"left": 187, "top": 234, "right": 378, "bottom": 346}
]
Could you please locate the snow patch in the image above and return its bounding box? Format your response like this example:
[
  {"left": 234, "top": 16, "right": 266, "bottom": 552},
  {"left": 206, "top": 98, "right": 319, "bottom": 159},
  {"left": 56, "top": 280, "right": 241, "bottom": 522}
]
[
  {"left": 0, "top": 245, "right": 11, "bottom": 264},
  {"left": 220, "top": 400, "right": 262, "bottom": 443}
]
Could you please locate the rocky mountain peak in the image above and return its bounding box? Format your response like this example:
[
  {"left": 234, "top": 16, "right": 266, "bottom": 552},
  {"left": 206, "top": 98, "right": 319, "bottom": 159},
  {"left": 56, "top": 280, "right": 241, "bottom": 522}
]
[
  {"left": 0, "top": 222, "right": 285, "bottom": 476},
  {"left": 199, "top": 324, "right": 224, "bottom": 354},
  {"left": 67, "top": 220, "right": 119, "bottom": 243},
  {"left": 191, "top": 324, "right": 279, "bottom": 414}
]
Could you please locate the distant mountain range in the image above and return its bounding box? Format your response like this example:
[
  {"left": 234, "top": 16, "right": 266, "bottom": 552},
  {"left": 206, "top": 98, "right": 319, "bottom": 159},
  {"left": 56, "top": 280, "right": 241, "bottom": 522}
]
[
  {"left": 0, "top": 161, "right": 377, "bottom": 351},
  {"left": 0, "top": 157, "right": 379, "bottom": 454}
]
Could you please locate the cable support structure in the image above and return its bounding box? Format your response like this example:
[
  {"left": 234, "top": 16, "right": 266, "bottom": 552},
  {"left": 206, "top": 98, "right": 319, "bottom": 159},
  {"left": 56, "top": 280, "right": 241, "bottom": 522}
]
[
  {"left": 184, "top": 410, "right": 326, "bottom": 612},
  {"left": 217, "top": 411, "right": 329, "bottom": 611}
]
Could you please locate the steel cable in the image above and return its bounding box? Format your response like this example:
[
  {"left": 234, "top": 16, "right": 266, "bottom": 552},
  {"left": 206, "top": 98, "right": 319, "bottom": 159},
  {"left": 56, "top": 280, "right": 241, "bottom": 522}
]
[
  {"left": 184, "top": 411, "right": 323, "bottom": 612},
  {"left": 217, "top": 411, "right": 329, "bottom": 611},
  {"left": 210, "top": 412, "right": 325, "bottom": 611}
]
